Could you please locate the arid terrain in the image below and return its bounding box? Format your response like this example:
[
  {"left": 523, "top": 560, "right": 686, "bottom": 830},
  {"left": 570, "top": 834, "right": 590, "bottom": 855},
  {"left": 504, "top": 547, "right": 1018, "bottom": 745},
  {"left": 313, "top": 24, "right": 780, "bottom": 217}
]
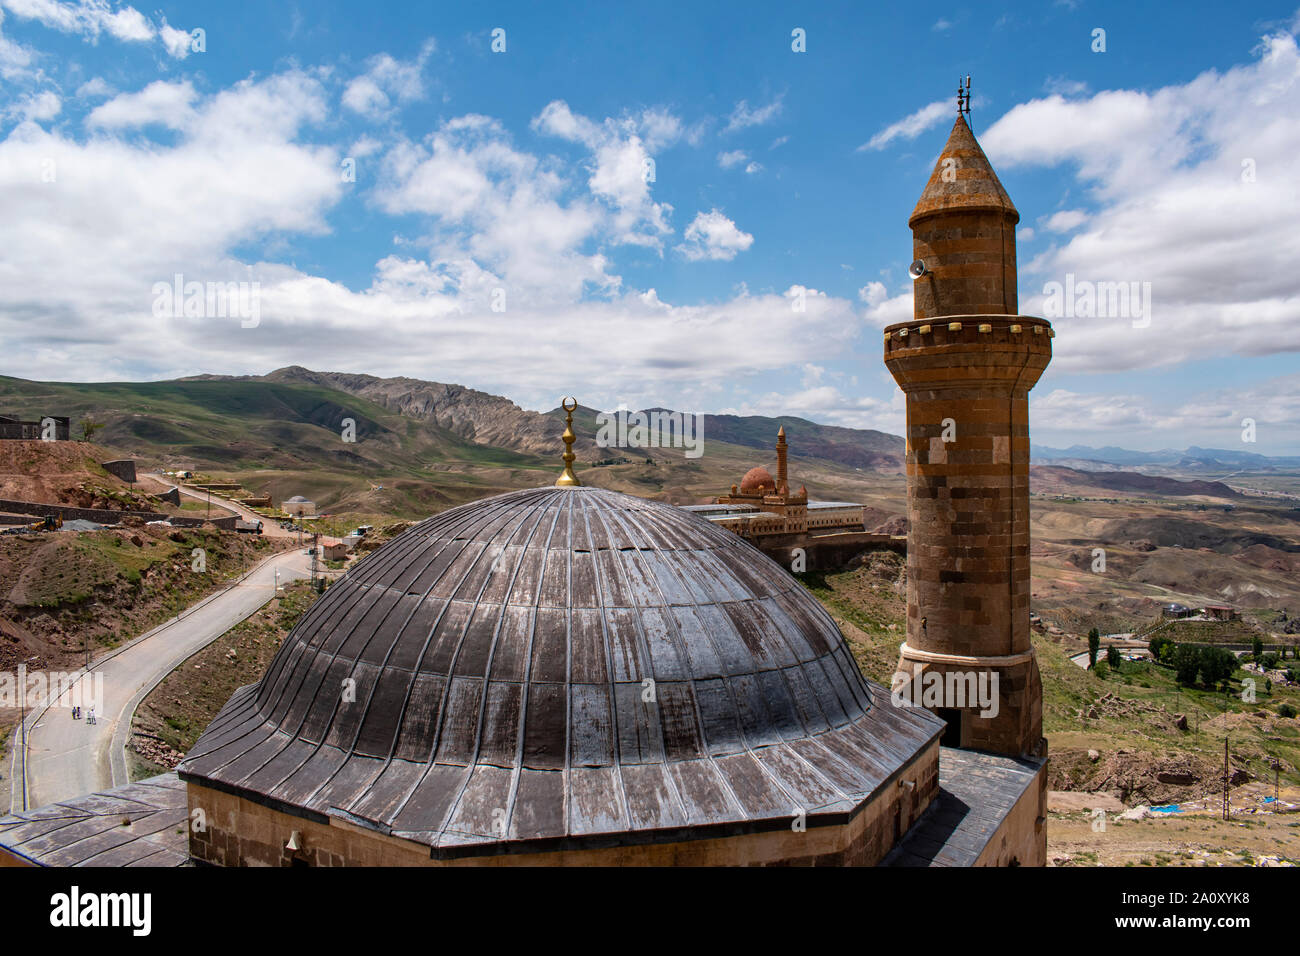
[{"left": 4, "top": 370, "right": 1300, "bottom": 865}]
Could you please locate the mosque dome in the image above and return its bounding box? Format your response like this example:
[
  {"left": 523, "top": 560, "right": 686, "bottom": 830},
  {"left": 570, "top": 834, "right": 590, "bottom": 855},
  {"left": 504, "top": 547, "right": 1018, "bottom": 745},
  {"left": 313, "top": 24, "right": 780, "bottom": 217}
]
[
  {"left": 179, "top": 486, "right": 941, "bottom": 859},
  {"left": 739, "top": 466, "right": 776, "bottom": 494}
]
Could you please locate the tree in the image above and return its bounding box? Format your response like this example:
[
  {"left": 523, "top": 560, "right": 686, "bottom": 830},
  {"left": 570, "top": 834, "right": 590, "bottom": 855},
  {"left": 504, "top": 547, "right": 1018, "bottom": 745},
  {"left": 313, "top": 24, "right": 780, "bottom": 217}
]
[
  {"left": 1198, "top": 646, "right": 1237, "bottom": 689},
  {"left": 1088, "top": 628, "right": 1100, "bottom": 669},
  {"left": 79, "top": 418, "right": 104, "bottom": 442},
  {"left": 1149, "top": 633, "right": 1175, "bottom": 663},
  {"left": 1174, "top": 644, "right": 1201, "bottom": 686},
  {"left": 1253, "top": 636, "right": 1264, "bottom": 661},
  {"left": 1107, "top": 645, "right": 1122, "bottom": 671}
]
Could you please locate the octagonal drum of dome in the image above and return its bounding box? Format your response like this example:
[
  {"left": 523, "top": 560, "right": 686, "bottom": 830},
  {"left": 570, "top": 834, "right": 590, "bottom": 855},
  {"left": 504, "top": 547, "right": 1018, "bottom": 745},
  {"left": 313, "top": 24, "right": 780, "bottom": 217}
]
[{"left": 178, "top": 486, "right": 944, "bottom": 858}]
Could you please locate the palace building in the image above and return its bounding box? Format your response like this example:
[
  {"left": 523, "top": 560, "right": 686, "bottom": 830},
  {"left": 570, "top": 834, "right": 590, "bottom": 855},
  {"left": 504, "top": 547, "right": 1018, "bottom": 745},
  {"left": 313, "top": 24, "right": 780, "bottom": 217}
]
[{"left": 681, "top": 427, "right": 867, "bottom": 540}]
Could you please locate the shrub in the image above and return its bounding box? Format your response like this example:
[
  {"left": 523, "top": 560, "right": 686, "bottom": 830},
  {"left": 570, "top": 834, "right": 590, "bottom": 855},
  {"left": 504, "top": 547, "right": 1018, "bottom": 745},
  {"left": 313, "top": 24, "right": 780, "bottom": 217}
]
[{"left": 1279, "top": 703, "right": 1297, "bottom": 719}]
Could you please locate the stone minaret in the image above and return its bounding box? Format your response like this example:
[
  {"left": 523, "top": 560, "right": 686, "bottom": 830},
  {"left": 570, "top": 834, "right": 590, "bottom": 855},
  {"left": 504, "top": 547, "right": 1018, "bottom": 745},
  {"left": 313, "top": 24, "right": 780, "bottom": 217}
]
[
  {"left": 776, "top": 426, "right": 789, "bottom": 495},
  {"left": 883, "top": 113, "right": 1053, "bottom": 758}
]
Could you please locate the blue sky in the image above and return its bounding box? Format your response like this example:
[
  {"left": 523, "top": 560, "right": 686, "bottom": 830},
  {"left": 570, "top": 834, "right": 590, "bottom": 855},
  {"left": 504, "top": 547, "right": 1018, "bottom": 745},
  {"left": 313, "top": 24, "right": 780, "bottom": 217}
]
[{"left": 1, "top": 0, "right": 1298, "bottom": 453}]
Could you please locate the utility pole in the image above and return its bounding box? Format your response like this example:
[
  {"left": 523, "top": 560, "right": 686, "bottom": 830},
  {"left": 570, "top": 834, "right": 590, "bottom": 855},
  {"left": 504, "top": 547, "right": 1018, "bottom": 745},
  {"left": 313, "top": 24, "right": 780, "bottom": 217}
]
[
  {"left": 1222, "top": 737, "right": 1230, "bottom": 822},
  {"left": 18, "top": 655, "right": 37, "bottom": 811}
]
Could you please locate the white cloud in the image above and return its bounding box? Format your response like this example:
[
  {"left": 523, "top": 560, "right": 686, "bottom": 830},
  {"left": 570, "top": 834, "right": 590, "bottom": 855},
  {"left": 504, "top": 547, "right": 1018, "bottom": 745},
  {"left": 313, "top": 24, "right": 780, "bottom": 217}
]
[
  {"left": 858, "top": 281, "right": 887, "bottom": 307},
  {"left": 1044, "top": 75, "right": 1089, "bottom": 97},
  {"left": 1035, "top": 375, "right": 1300, "bottom": 452},
  {"left": 4, "top": 88, "right": 58, "bottom": 121},
  {"left": 342, "top": 39, "right": 436, "bottom": 118},
  {"left": 0, "top": 8, "right": 35, "bottom": 79},
  {"left": 1042, "top": 208, "right": 1088, "bottom": 232},
  {"left": 157, "top": 20, "right": 192, "bottom": 59},
  {"left": 86, "top": 80, "right": 196, "bottom": 129},
  {"left": 74, "top": 76, "right": 111, "bottom": 98},
  {"left": 717, "top": 149, "right": 748, "bottom": 169},
  {"left": 732, "top": 384, "right": 903, "bottom": 433},
  {"left": 744, "top": 161, "right": 762, "bottom": 174},
  {"left": 724, "top": 95, "right": 783, "bottom": 133},
  {"left": 532, "top": 99, "right": 677, "bottom": 250},
  {"left": 1, "top": 0, "right": 191, "bottom": 58},
  {"left": 859, "top": 283, "right": 913, "bottom": 328},
  {"left": 676, "top": 209, "right": 753, "bottom": 261},
  {"left": 932, "top": 18, "right": 953, "bottom": 31},
  {"left": 859, "top": 99, "right": 951, "bottom": 151},
  {"left": 984, "top": 29, "right": 1300, "bottom": 373}
]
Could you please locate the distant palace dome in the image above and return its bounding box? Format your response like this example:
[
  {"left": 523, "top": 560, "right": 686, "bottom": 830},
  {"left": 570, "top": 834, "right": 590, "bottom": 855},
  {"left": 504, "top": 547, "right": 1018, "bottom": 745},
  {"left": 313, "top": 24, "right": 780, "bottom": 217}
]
[
  {"left": 738, "top": 466, "right": 776, "bottom": 494},
  {"left": 179, "top": 485, "right": 941, "bottom": 862}
]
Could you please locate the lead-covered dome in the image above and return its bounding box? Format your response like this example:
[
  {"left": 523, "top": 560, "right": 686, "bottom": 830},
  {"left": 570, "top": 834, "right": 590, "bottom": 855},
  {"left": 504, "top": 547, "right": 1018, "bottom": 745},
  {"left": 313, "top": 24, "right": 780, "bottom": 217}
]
[{"left": 179, "top": 486, "right": 941, "bottom": 858}]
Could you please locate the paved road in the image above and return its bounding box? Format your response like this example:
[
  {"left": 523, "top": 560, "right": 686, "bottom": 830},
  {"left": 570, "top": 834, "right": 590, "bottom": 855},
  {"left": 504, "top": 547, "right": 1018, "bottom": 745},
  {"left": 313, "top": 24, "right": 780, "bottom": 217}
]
[
  {"left": 10, "top": 547, "right": 312, "bottom": 812},
  {"left": 148, "top": 473, "right": 300, "bottom": 540}
]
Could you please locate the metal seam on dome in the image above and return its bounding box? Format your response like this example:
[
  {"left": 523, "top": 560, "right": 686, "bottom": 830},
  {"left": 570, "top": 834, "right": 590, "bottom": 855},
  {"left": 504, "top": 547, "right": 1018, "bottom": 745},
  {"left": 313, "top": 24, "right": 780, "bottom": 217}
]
[
  {"left": 573, "top": 490, "right": 642, "bottom": 831},
  {"left": 367, "top": 491, "right": 562, "bottom": 815},
  {"left": 387, "top": 490, "right": 563, "bottom": 832},
  {"left": 611, "top": 502, "right": 823, "bottom": 814},
  {"left": 600, "top": 498, "right": 716, "bottom": 765},
  {"left": 410, "top": 488, "right": 565, "bottom": 840},
  {"left": 497, "top": 491, "right": 570, "bottom": 839},
  {"left": 260, "top": 490, "right": 556, "bottom": 805},
  {"left": 264, "top": 489, "right": 535, "bottom": 746}
]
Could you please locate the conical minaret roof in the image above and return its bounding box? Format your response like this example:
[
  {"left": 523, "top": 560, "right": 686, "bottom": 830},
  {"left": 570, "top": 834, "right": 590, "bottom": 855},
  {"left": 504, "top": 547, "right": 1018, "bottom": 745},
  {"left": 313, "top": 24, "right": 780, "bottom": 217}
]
[{"left": 909, "top": 114, "right": 1018, "bottom": 227}]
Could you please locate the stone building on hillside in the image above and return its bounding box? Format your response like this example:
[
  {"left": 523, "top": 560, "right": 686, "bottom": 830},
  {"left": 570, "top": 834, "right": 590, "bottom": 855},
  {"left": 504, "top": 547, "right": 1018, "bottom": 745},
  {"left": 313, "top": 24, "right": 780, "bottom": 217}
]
[
  {"left": 681, "top": 426, "right": 866, "bottom": 540},
  {"left": 0, "top": 415, "right": 70, "bottom": 441}
]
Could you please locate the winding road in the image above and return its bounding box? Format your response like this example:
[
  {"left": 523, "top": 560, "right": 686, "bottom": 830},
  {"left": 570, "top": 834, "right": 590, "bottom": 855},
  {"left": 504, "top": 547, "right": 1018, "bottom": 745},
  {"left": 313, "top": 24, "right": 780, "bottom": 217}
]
[{"left": 8, "top": 531, "right": 313, "bottom": 813}]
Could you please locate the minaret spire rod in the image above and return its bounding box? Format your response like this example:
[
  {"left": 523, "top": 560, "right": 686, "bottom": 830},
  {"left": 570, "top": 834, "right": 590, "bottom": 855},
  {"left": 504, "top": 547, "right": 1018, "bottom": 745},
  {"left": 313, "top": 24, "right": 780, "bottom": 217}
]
[
  {"left": 555, "top": 397, "right": 582, "bottom": 487},
  {"left": 957, "top": 74, "right": 971, "bottom": 126}
]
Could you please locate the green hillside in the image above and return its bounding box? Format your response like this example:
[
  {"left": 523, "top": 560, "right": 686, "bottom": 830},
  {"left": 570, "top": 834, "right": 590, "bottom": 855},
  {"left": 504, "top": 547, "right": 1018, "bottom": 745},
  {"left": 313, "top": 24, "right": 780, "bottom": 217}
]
[{"left": 0, "top": 375, "right": 899, "bottom": 521}]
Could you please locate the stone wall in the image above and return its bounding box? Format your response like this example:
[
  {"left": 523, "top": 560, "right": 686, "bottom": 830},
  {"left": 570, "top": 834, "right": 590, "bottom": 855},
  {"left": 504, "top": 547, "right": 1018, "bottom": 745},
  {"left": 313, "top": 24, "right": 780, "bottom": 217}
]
[
  {"left": 973, "top": 763, "right": 1048, "bottom": 867},
  {"left": 884, "top": 316, "right": 1053, "bottom": 758},
  {"left": 755, "top": 531, "right": 905, "bottom": 571},
  {"left": 100, "top": 459, "right": 137, "bottom": 483},
  {"left": 0, "top": 497, "right": 236, "bottom": 530},
  {"left": 184, "top": 738, "right": 940, "bottom": 868}
]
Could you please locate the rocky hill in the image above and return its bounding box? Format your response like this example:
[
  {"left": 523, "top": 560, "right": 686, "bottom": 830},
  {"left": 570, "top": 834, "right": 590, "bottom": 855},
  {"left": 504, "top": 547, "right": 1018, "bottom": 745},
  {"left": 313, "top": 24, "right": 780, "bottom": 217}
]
[{"left": 187, "top": 367, "right": 907, "bottom": 470}]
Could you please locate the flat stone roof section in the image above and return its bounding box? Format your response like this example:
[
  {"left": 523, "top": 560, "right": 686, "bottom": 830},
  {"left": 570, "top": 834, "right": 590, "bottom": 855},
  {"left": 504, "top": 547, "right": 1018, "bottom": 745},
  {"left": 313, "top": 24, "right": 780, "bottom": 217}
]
[
  {"left": 0, "top": 773, "right": 189, "bottom": 867},
  {"left": 883, "top": 747, "right": 1043, "bottom": 867}
]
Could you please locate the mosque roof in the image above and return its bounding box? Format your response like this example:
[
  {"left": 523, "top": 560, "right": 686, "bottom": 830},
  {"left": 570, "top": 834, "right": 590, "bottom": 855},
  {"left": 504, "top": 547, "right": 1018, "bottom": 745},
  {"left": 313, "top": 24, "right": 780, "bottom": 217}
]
[{"left": 178, "top": 486, "right": 942, "bottom": 858}]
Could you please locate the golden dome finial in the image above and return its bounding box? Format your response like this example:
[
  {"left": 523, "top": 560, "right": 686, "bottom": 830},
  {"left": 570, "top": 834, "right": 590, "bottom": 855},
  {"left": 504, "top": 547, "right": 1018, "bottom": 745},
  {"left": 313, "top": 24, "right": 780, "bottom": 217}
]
[{"left": 555, "top": 396, "right": 582, "bottom": 487}]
